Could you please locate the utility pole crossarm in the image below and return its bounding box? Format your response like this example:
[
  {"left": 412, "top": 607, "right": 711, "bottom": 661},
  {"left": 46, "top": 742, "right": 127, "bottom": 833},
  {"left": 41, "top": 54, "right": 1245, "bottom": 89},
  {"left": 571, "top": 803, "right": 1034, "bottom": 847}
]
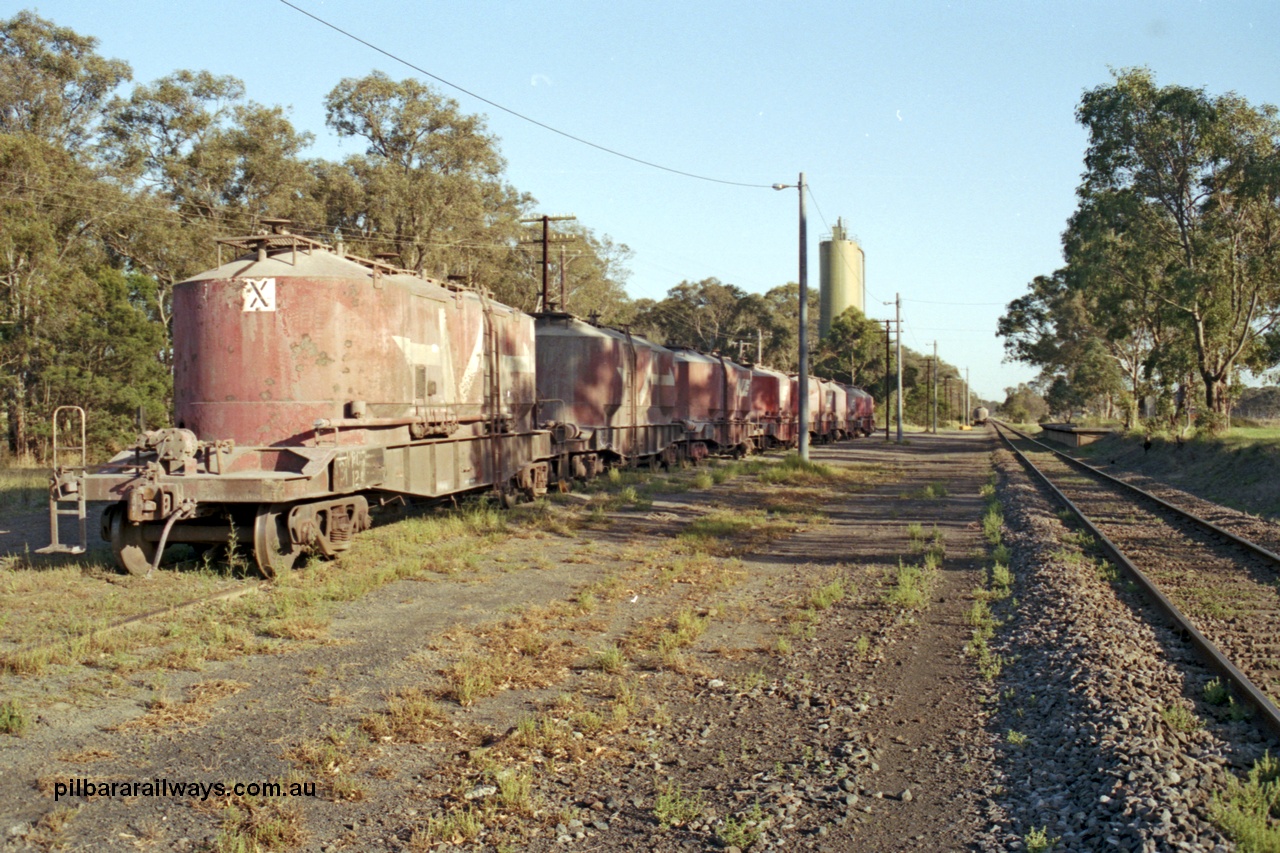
[{"left": 520, "top": 214, "right": 577, "bottom": 312}]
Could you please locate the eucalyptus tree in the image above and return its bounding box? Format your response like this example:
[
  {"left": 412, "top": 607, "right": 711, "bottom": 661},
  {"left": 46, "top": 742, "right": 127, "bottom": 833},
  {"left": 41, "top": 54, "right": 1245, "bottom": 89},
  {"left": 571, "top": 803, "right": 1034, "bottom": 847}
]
[
  {"left": 0, "top": 11, "right": 146, "bottom": 455},
  {"left": 812, "top": 307, "right": 885, "bottom": 389},
  {"left": 0, "top": 10, "right": 129, "bottom": 149},
  {"left": 101, "top": 70, "right": 318, "bottom": 352},
  {"left": 319, "top": 72, "right": 530, "bottom": 290},
  {"left": 1075, "top": 68, "right": 1280, "bottom": 424}
]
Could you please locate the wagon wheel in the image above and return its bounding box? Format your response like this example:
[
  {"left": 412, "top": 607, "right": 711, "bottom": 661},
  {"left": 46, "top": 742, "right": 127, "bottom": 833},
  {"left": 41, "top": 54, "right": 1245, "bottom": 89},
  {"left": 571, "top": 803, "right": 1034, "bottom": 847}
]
[
  {"left": 253, "top": 503, "right": 304, "bottom": 579},
  {"left": 107, "top": 503, "right": 156, "bottom": 577}
]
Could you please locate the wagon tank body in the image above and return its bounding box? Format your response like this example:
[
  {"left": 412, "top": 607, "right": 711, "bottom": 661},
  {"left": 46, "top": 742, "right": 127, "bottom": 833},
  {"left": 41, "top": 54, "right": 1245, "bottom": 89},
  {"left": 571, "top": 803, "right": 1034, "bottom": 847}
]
[
  {"left": 670, "top": 349, "right": 752, "bottom": 458},
  {"left": 972, "top": 406, "right": 990, "bottom": 425},
  {"left": 845, "top": 385, "right": 875, "bottom": 435},
  {"left": 47, "top": 230, "right": 551, "bottom": 577},
  {"left": 749, "top": 366, "right": 797, "bottom": 449},
  {"left": 533, "top": 314, "right": 683, "bottom": 473},
  {"left": 828, "top": 382, "right": 849, "bottom": 440}
]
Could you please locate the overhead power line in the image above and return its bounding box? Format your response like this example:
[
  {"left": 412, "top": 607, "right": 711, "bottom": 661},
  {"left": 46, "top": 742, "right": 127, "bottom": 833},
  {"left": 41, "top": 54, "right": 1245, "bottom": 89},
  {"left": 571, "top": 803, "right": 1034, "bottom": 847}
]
[{"left": 276, "top": 0, "right": 774, "bottom": 190}]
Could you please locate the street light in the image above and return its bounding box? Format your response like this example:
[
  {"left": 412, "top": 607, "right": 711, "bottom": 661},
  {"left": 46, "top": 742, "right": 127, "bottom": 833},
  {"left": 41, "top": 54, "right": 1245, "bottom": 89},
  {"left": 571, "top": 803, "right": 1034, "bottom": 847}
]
[{"left": 773, "top": 173, "right": 809, "bottom": 461}]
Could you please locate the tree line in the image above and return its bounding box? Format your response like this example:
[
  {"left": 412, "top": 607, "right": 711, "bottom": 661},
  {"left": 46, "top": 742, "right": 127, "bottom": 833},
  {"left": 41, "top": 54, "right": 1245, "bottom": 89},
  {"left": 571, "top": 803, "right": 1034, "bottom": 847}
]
[
  {"left": 0, "top": 10, "right": 954, "bottom": 460},
  {"left": 998, "top": 68, "right": 1280, "bottom": 432}
]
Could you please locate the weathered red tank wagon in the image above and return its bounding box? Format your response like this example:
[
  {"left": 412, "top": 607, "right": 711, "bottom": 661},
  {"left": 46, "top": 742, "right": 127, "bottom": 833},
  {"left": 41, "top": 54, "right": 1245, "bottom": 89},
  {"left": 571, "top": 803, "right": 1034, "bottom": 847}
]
[
  {"left": 749, "top": 365, "right": 798, "bottom": 450},
  {"left": 846, "top": 385, "right": 875, "bottom": 435},
  {"left": 828, "top": 382, "right": 849, "bottom": 440},
  {"left": 671, "top": 349, "right": 752, "bottom": 459},
  {"left": 787, "top": 374, "right": 826, "bottom": 444},
  {"left": 48, "top": 228, "right": 551, "bottom": 577},
  {"left": 533, "top": 314, "right": 683, "bottom": 475}
]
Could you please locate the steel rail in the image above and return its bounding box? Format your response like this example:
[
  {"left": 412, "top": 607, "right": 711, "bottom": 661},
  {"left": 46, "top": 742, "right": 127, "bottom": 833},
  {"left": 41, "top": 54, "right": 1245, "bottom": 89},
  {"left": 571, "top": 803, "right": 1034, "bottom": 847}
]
[
  {"left": 995, "top": 420, "right": 1280, "bottom": 566},
  {"left": 991, "top": 420, "right": 1280, "bottom": 739}
]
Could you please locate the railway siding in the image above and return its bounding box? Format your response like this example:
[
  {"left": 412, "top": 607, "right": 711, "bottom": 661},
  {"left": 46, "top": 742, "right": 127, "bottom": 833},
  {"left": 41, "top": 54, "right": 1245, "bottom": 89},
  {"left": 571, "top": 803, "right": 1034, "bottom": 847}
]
[
  {"left": 977, "top": 446, "right": 1267, "bottom": 850},
  {"left": 999, "top": 424, "right": 1280, "bottom": 726}
]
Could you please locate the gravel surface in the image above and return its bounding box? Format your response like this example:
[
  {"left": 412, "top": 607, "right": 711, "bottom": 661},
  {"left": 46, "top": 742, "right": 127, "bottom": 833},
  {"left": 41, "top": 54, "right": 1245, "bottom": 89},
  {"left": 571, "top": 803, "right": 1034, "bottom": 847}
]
[
  {"left": 7, "top": 431, "right": 1276, "bottom": 852},
  {"left": 1, "top": 433, "right": 1002, "bottom": 852},
  {"left": 978, "top": 446, "right": 1279, "bottom": 852}
]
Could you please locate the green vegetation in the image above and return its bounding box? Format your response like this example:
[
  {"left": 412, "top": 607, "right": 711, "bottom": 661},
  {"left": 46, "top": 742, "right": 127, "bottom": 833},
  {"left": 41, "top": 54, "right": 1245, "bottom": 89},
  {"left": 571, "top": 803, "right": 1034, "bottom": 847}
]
[
  {"left": 719, "top": 804, "right": 766, "bottom": 849},
  {"left": 886, "top": 559, "right": 935, "bottom": 611},
  {"left": 1210, "top": 752, "right": 1280, "bottom": 851},
  {"left": 0, "top": 699, "right": 30, "bottom": 735},
  {"left": 1204, "top": 678, "right": 1230, "bottom": 706},
  {"left": 807, "top": 578, "right": 846, "bottom": 610},
  {"left": 982, "top": 503, "right": 1004, "bottom": 546},
  {"left": 1024, "top": 826, "right": 1060, "bottom": 852},
  {"left": 1160, "top": 704, "right": 1203, "bottom": 733},
  {"left": 967, "top": 475, "right": 1010, "bottom": 680},
  {"left": 998, "top": 68, "right": 1280, "bottom": 428},
  {"left": 654, "top": 783, "right": 704, "bottom": 828}
]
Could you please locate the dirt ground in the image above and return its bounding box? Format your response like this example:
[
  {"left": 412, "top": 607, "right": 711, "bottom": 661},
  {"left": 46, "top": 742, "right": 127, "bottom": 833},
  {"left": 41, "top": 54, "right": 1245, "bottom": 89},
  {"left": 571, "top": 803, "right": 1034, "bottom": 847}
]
[{"left": 0, "top": 431, "right": 999, "bottom": 852}]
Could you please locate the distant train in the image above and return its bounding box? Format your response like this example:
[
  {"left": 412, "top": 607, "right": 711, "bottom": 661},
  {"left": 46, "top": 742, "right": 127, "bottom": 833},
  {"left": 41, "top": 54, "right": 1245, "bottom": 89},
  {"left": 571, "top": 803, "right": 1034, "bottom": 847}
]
[
  {"left": 972, "top": 406, "right": 990, "bottom": 425},
  {"left": 44, "top": 225, "right": 875, "bottom": 577}
]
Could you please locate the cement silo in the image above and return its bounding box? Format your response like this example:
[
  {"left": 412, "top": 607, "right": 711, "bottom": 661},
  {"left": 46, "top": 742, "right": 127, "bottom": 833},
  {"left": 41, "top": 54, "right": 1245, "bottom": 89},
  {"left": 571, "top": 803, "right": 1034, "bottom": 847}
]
[{"left": 819, "top": 218, "right": 865, "bottom": 338}]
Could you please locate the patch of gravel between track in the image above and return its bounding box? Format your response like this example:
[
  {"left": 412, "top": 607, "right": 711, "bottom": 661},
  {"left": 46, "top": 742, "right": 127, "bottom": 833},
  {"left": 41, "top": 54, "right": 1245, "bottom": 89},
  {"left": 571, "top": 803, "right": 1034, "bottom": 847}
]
[{"left": 976, "top": 447, "right": 1280, "bottom": 852}]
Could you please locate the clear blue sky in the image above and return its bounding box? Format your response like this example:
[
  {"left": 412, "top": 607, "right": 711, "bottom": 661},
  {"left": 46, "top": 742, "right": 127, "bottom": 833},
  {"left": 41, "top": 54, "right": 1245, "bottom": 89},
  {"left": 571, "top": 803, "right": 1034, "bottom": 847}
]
[{"left": 29, "top": 0, "right": 1280, "bottom": 401}]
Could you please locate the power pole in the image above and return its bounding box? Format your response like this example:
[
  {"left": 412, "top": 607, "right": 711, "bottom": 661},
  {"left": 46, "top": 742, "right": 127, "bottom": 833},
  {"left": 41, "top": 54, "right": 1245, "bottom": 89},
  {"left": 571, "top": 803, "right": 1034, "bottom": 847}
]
[
  {"left": 883, "top": 320, "right": 892, "bottom": 441},
  {"left": 964, "top": 367, "right": 970, "bottom": 427},
  {"left": 931, "top": 341, "right": 938, "bottom": 434},
  {"left": 944, "top": 377, "right": 952, "bottom": 424},
  {"left": 757, "top": 328, "right": 763, "bottom": 364},
  {"left": 895, "top": 293, "right": 903, "bottom": 442},
  {"left": 520, "top": 214, "right": 576, "bottom": 311}
]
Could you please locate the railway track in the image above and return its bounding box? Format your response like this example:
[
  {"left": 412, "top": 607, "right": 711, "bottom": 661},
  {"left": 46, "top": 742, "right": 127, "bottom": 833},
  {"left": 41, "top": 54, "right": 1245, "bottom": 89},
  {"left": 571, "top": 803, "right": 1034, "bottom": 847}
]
[{"left": 992, "top": 420, "right": 1280, "bottom": 737}]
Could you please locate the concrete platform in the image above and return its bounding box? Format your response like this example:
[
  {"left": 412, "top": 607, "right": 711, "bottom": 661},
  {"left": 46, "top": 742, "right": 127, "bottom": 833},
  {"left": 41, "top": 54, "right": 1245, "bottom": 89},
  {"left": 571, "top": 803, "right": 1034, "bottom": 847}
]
[{"left": 1039, "top": 423, "right": 1114, "bottom": 448}]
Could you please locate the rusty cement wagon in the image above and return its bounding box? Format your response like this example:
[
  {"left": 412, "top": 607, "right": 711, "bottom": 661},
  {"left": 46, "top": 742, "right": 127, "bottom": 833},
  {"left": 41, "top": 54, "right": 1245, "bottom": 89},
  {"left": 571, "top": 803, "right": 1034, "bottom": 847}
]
[
  {"left": 44, "top": 227, "right": 551, "bottom": 577},
  {"left": 533, "top": 314, "right": 685, "bottom": 474}
]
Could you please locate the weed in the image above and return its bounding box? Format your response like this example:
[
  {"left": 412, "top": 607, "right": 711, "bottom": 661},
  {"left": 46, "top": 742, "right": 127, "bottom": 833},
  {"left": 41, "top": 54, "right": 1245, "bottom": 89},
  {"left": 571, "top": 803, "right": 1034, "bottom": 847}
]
[
  {"left": 808, "top": 578, "right": 846, "bottom": 610},
  {"left": 654, "top": 783, "right": 704, "bottom": 828},
  {"left": 0, "top": 699, "right": 30, "bottom": 735},
  {"left": 495, "top": 768, "right": 535, "bottom": 815},
  {"left": 990, "top": 563, "right": 1013, "bottom": 594},
  {"left": 1024, "top": 825, "right": 1059, "bottom": 852},
  {"left": 444, "top": 656, "right": 500, "bottom": 706},
  {"left": 213, "top": 795, "right": 305, "bottom": 853},
  {"left": 360, "top": 688, "right": 449, "bottom": 743},
  {"left": 1204, "top": 678, "right": 1230, "bottom": 706},
  {"left": 886, "top": 560, "right": 933, "bottom": 610},
  {"left": 853, "top": 635, "right": 870, "bottom": 658},
  {"left": 591, "top": 645, "right": 626, "bottom": 675},
  {"left": 965, "top": 599, "right": 991, "bottom": 628},
  {"left": 912, "top": 481, "right": 950, "bottom": 499},
  {"left": 673, "top": 608, "right": 708, "bottom": 645},
  {"left": 1006, "top": 729, "right": 1027, "bottom": 747},
  {"left": 1227, "top": 697, "right": 1253, "bottom": 722},
  {"left": 775, "top": 636, "right": 792, "bottom": 655},
  {"left": 982, "top": 504, "right": 1004, "bottom": 545},
  {"left": 1209, "top": 752, "right": 1280, "bottom": 850},
  {"left": 1161, "top": 704, "right": 1202, "bottom": 733},
  {"left": 414, "top": 807, "right": 483, "bottom": 846},
  {"left": 735, "top": 669, "right": 767, "bottom": 692}
]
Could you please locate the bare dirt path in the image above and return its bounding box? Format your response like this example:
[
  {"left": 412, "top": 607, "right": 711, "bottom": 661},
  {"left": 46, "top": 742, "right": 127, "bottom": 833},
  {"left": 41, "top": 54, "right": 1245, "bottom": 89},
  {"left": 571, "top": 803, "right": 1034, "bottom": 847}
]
[{"left": 1, "top": 431, "right": 998, "bottom": 852}]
